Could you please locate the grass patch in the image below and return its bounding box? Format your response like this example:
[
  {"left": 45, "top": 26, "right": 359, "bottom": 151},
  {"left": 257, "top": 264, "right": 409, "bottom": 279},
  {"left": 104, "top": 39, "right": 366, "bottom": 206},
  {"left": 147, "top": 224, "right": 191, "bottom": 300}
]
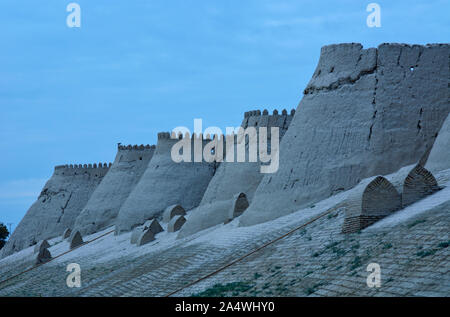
[
  {"left": 437, "top": 240, "right": 450, "bottom": 249},
  {"left": 192, "top": 281, "right": 254, "bottom": 297},
  {"left": 327, "top": 212, "right": 339, "bottom": 219},
  {"left": 407, "top": 219, "right": 426, "bottom": 229},
  {"left": 275, "top": 285, "right": 288, "bottom": 294},
  {"left": 325, "top": 241, "right": 340, "bottom": 249},
  {"left": 350, "top": 256, "right": 363, "bottom": 270},
  {"left": 382, "top": 242, "right": 393, "bottom": 250},
  {"left": 416, "top": 249, "right": 437, "bottom": 258},
  {"left": 304, "top": 282, "right": 324, "bottom": 295},
  {"left": 305, "top": 287, "right": 316, "bottom": 295},
  {"left": 332, "top": 248, "right": 347, "bottom": 257},
  {"left": 269, "top": 266, "right": 282, "bottom": 273}
]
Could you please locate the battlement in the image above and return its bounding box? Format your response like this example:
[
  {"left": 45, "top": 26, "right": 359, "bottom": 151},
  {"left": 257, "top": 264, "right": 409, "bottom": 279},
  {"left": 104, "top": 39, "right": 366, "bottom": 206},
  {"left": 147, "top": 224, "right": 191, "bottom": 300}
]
[
  {"left": 117, "top": 143, "right": 156, "bottom": 151},
  {"left": 242, "top": 108, "right": 296, "bottom": 133},
  {"left": 55, "top": 163, "right": 111, "bottom": 169},
  {"left": 158, "top": 132, "right": 172, "bottom": 140},
  {"left": 53, "top": 163, "right": 111, "bottom": 178},
  {"left": 168, "top": 131, "right": 277, "bottom": 143},
  {"left": 159, "top": 131, "right": 215, "bottom": 141},
  {"left": 244, "top": 109, "right": 295, "bottom": 118}
]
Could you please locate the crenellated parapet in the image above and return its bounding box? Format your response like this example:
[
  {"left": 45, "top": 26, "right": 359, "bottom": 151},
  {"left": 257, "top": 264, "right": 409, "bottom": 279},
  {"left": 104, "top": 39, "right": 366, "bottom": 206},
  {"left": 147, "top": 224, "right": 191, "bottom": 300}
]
[
  {"left": 244, "top": 108, "right": 296, "bottom": 118},
  {"left": 115, "top": 143, "right": 156, "bottom": 164},
  {"left": 117, "top": 143, "right": 156, "bottom": 151},
  {"left": 54, "top": 162, "right": 111, "bottom": 177},
  {"left": 158, "top": 131, "right": 218, "bottom": 142},
  {"left": 158, "top": 132, "right": 172, "bottom": 140},
  {"left": 55, "top": 163, "right": 111, "bottom": 170},
  {"left": 241, "top": 108, "right": 296, "bottom": 138}
]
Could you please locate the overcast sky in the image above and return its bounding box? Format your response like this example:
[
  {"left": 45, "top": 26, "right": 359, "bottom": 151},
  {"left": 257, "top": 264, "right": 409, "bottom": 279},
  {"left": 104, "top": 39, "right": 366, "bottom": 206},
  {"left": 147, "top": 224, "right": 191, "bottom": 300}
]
[{"left": 0, "top": 0, "right": 449, "bottom": 232}]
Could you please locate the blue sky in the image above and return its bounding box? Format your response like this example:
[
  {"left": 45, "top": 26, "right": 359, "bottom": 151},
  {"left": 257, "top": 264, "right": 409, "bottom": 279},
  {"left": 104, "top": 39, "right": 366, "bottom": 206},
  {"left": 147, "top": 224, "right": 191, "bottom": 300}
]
[{"left": 0, "top": 0, "right": 449, "bottom": 233}]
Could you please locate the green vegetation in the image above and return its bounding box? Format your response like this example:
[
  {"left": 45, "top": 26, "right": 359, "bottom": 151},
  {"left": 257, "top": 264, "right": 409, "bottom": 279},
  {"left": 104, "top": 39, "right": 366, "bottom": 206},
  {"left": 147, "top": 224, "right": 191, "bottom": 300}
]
[
  {"left": 305, "top": 287, "right": 316, "bottom": 295},
  {"left": 275, "top": 283, "right": 288, "bottom": 294},
  {"left": 325, "top": 241, "right": 340, "bottom": 249},
  {"left": 327, "top": 212, "right": 339, "bottom": 219},
  {"left": 304, "top": 282, "right": 324, "bottom": 295},
  {"left": 416, "top": 249, "right": 437, "bottom": 258},
  {"left": 192, "top": 281, "right": 254, "bottom": 297},
  {"left": 269, "top": 265, "right": 282, "bottom": 273},
  {"left": 407, "top": 219, "right": 426, "bottom": 229},
  {"left": 332, "top": 248, "right": 347, "bottom": 257},
  {"left": 0, "top": 222, "right": 9, "bottom": 250},
  {"left": 414, "top": 240, "right": 449, "bottom": 257},
  {"left": 350, "top": 256, "right": 363, "bottom": 270}
]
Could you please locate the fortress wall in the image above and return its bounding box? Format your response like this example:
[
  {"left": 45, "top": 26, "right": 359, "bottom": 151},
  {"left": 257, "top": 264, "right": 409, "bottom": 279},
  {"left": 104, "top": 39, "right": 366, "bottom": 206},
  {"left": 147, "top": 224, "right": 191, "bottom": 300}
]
[
  {"left": 240, "top": 43, "right": 450, "bottom": 227},
  {"left": 114, "top": 133, "right": 217, "bottom": 233},
  {"left": 425, "top": 113, "right": 450, "bottom": 174},
  {"left": 178, "top": 109, "right": 294, "bottom": 238},
  {"left": 200, "top": 108, "right": 294, "bottom": 205},
  {"left": 1, "top": 163, "right": 110, "bottom": 257},
  {"left": 73, "top": 144, "right": 156, "bottom": 235}
]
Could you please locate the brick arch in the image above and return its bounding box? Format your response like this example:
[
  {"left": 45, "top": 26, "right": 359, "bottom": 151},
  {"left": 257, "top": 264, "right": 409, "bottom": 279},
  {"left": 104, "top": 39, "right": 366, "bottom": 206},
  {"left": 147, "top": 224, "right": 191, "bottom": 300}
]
[
  {"left": 342, "top": 176, "right": 401, "bottom": 233},
  {"left": 402, "top": 165, "right": 439, "bottom": 207},
  {"left": 361, "top": 176, "right": 401, "bottom": 217}
]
